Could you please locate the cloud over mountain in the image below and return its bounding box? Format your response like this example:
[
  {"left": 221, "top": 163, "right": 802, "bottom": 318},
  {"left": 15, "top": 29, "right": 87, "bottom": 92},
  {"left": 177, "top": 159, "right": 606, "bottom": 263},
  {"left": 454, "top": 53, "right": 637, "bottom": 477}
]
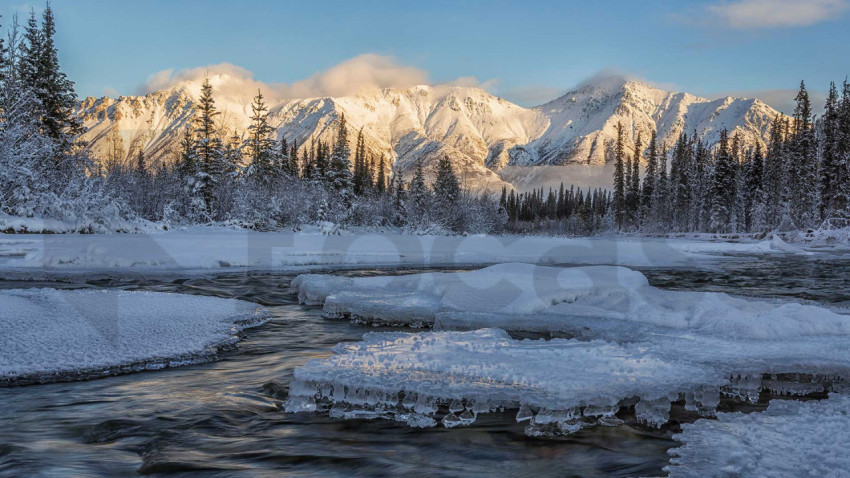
[{"left": 138, "top": 54, "right": 431, "bottom": 102}]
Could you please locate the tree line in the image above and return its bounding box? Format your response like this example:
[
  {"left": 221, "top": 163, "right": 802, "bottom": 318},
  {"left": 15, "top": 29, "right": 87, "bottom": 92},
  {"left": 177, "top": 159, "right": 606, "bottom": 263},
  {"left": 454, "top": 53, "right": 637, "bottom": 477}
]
[
  {"left": 499, "top": 184, "right": 613, "bottom": 235},
  {"left": 0, "top": 4, "right": 502, "bottom": 234},
  {"left": 610, "top": 80, "right": 850, "bottom": 234},
  {"left": 120, "top": 77, "right": 502, "bottom": 233},
  {"left": 2, "top": 5, "right": 848, "bottom": 237}
]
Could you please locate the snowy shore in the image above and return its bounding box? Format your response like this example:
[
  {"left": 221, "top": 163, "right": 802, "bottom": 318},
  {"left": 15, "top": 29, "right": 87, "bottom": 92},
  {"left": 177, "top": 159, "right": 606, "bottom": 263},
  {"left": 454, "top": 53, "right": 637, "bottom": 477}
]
[{"left": 0, "top": 227, "right": 814, "bottom": 274}]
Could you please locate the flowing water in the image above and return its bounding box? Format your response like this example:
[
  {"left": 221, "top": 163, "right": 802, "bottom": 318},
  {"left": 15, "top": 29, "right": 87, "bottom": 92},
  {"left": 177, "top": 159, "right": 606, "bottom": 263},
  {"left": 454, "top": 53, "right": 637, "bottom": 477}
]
[{"left": 0, "top": 255, "right": 848, "bottom": 477}]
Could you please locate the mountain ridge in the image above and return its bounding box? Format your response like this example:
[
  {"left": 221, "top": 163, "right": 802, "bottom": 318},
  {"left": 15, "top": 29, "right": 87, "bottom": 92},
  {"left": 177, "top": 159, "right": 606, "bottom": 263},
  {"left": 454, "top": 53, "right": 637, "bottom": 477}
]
[{"left": 75, "top": 75, "right": 783, "bottom": 191}]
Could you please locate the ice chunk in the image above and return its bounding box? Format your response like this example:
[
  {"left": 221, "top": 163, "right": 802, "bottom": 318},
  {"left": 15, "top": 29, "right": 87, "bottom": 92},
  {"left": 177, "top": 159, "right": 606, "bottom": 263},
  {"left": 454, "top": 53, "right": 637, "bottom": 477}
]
[
  {"left": 0, "top": 288, "right": 268, "bottom": 384},
  {"left": 288, "top": 264, "right": 850, "bottom": 434},
  {"left": 286, "top": 329, "right": 719, "bottom": 432},
  {"left": 666, "top": 393, "right": 850, "bottom": 477},
  {"left": 293, "top": 264, "right": 850, "bottom": 340}
]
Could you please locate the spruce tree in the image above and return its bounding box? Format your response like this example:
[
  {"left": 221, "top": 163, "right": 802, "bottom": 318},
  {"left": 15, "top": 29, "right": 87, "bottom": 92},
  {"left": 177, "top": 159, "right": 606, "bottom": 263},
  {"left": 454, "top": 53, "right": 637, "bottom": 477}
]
[
  {"left": 763, "top": 115, "right": 786, "bottom": 228},
  {"left": 670, "top": 132, "right": 691, "bottom": 231},
  {"left": 838, "top": 80, "right": 850, "bottom": 218},
  {"left": 1, "top": 14, "right": 22, "bottom": 112},
  {"left": 328, "top": 113, "right": 354, "bottom": 198},
  {"left": 289, "top": 139, "right": 300, "bottom": 179},
  {"left": 790, "top": 81, "right": 819, "bottom": 227},
  {"left": 19, "top": 6, "right": 82, "bottom": 151},
  {"left": 710, "top": 130, "right": 736, "bottom": 232},
  {"left": 177, "top": 126, "right": 197, "bottom": 179},
  {"left": 37, "top": 5, "right": 81, "bottom": 142},
  {"left": 392, "top": 174, "right": 407, "bottom": 226},
  {"left": 353, "top": 128, "right": 367, "bottom": 195},
  {"left": 612, "top": 122, "right": 626, "bottom": 230},
  {"left": 434, "top": 155, "right": 461, "bottom": 205},
  {"left": 641, "top": 130, "right": 657, "bottom": 222},
  {"left": 245, "top": 89, "right": 276, "bottom": 182},
  {"left": 193, "top": 77, "right": 225, "bottom": 213},
  {"left": 820, "top": 82, "right": 842, "bottom": 219},
  {"left": 745, "top": 141, "right": 765, "bottom": 231},
  {"left": 376, "top": 154, "right": 387, "bottom": 193}
]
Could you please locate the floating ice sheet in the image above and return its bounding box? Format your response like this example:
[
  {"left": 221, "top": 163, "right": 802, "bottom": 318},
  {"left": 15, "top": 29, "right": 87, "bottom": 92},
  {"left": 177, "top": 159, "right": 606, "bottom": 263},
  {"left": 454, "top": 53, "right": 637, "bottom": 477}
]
[
  {"left": 294, "top": 263, "right": 850, "bottom": 340},
  {"left": 286, "top": 329, "right": 720, "bottom": 429},
  {"left": 288, "top": 264, "right": 850, "bottom": 433},
  {"left": 0, "top": 288, "right": 268, "bottom": 384}
]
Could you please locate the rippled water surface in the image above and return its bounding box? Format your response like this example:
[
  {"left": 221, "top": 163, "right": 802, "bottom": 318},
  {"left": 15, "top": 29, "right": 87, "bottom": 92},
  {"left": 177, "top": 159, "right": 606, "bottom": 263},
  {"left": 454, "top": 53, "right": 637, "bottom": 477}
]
[{"left": 0, "top": 254, "right": 848, "bottom": 477}]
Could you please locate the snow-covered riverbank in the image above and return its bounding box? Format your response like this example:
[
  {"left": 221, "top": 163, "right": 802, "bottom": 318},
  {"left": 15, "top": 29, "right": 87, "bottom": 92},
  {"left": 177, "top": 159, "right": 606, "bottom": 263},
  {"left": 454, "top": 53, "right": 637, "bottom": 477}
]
[{"left": 0, "top": 227, "right": 816, "bottom": 274}]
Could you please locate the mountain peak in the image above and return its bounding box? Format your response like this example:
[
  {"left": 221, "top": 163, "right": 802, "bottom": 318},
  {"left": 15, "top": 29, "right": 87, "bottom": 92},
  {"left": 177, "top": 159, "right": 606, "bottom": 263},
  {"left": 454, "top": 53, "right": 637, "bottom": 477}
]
[{"left": 75, "top": 74, "right": 783, "bottom": 192}]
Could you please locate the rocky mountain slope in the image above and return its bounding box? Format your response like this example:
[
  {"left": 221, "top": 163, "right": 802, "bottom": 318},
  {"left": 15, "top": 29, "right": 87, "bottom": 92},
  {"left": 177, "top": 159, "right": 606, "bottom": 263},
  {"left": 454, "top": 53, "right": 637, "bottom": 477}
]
[{"left": 75, "top": 74, "right": 782, "bottom": 191}]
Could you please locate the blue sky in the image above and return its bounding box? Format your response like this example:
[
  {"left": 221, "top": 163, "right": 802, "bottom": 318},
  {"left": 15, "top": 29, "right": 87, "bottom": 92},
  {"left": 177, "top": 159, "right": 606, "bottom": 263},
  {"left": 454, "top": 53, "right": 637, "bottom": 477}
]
[{"left": 3, "top": 0, "right": 849, "bottom": 112}]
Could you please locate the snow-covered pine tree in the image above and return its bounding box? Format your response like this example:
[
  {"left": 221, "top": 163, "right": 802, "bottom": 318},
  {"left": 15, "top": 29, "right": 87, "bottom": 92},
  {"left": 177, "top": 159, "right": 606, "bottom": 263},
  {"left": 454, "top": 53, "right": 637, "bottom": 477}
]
[
  {"left": 745, "top": 141, "right": 766, "bottom": 232},
  {"left": 193, "top": 77, "right": 225, "bottom": 216},
  {"left": 838, "top": 80, "right": 850, "bottom": 220},
  {"left": 641, "top": 130, "right": 657, "bottom": 224},
  {"left": 434, "top": 155, "right": 461, "bottom": 205},
  {"left": 669, "top": 132, "right": 691, "bottom": 231},
  {"left": 376, "top": 154, "right": 387, "bottom": 193},
  {"left": 302, "top": 137, "right": 315, "bottom": 180},
  {"left": 819, "top": 82, "right": 843, "bottom": 221},
  {"left": 627, "top": 132, "right": 642, "bottom": 229},
  {"left": 710, "top": 129, "right": 736, "bottom": 233},
  {"left": 278, "top": 136, "right": 292, "bottom": 177},
  {"left": 763, "top": 115, "right": 786, "bottom": 229},
  {"left": 353, "top": 128, "right": 367, "bottom": 195},
  {"left": 245, "top": 89, "right": 277, "bottom": 184},
  {"left": 0, "top": 15, "right": 8, "bottom": 108},
  {"left": 289, "top": 139, "right": 300, "bottom": 179},
  {"left": 367, "top": 154, "right": 376, "bottom": 192},
  {"left": 315, "top": 140, "right": 329, "bottom": 183},
  {"left": 729, "top": 133, "right": 746, "bottom": 232},
  {"left": 20, "top": 6, "right": 82, "bottom": 151},
  {"left": 327, "top": 113, "right": 354, "bottom": 200},
  {"left": 392, "top": 174, "right": 407, "bottom": 227},
  {"left": 0, "top": 14, "right": 21, "bottom": 113},
  {"left": 655, "top": 143, "right": 670, "bottom": 230},
  {"left": 433, "top": 155, "right": 462, "bottom": 231},
  {"left": 789, "top": 81, "right": 819, "bottom": 228},
  {"left": 612, "top": 121, "right": 626, "bottom": 230}
]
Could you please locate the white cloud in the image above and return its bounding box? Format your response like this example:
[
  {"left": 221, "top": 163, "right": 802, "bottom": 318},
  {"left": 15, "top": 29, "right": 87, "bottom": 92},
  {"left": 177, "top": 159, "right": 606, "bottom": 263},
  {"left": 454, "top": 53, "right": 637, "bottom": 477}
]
[
  {"left": 707, "top": 0, "right": 848, "bottom": 28},
  {"left": 137, "top": 54, "right": 433, "bottom": 102},
  {"left": 283, "top": 54, "right": 428, "bottom": 98}
]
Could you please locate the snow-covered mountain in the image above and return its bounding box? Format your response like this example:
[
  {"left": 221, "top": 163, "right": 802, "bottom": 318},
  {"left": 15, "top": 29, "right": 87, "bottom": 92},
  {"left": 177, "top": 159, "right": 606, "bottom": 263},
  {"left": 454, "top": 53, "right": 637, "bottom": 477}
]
[
  {"left": 512, "top": 78, "right": 779, "bottom": 168},
  {"left": 75, "top": 74, "right": 782, "bottom": 191}
]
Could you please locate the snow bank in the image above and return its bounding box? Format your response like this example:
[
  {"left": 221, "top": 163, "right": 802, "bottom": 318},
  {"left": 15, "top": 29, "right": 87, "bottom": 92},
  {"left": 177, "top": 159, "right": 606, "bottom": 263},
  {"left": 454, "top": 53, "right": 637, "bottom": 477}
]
[
  {"left": 0, "top": 213, "right": 160, "bottom": 235},
  {"left": 666, "top": 393, "right": 850, "bottom": 477},
  {"left": 0, "top": 288, "right": 268, "bottom": 385},
  {"left": 0, "top": 228, "right": 808, "bottom": 273},
  {"left": 294, "top": 263, "right": 850, "bottom": 340}
]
